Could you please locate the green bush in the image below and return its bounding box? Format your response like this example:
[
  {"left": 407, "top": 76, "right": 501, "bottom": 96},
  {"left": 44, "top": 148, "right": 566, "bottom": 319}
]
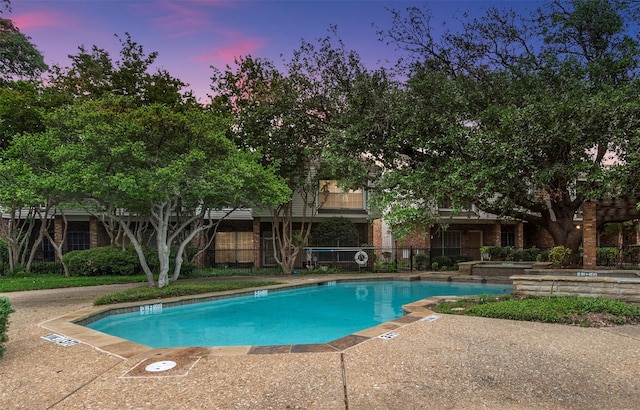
[
  {"left": 512, "top": 247, "right": 542, "bottom": 262},
  {"left": 0, "top": 239, "right": 8, "bottom": 274},
  {"left": 537, "top": 249, "right": 550, "bottom": 262},
  {"left": 597, "top": 247, "right": 618, "bottom": 267},
  {"left": 413, "top": 253, "right": 430, "bottom": 270},
  {"left": 0, "top": 297, "right": 14, "bottom": 358},
  {"left": 482, "top": 246, "right": 548, "bottom": 262},
  {"left": 464, "top": 296, "right": 640, "bottom": 325},
  {"left": 63, "top": 246, "right": 197, "bottom": 278},
  {"left": 485, "top": 246, "right": 511, "bottom": 261},
  {"left": 63, "top": 247, "right": 140, "bottom": 276},
  {"left": 432, "top": 255, "right": 452, "bottom": 268},
  {"left": 30, "top": 261, "right": 64, "bottom": 275},
  {"left": 549, "top": 246, "right": 571, "bottom": 267},
  {"left": 311, "top": 217, "right": 359, "bottom": 247},
  {"left": 141, "top": 247, "right": 197, "bottom": 277},
  {"left": 451, "top": 255, "right": 473, "bottom": 265}
]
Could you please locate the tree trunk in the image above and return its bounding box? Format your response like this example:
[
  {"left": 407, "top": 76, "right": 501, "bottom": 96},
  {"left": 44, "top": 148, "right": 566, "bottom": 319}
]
[
  {"left": 543, "top": 218, "right": 583, "bottom": 266},
  {"left": 157, "top": 242, "right": 171, "bottom": 288},
  {"left": 271, "top": 190, "right": 318, "bottom": 274},
  {"left": 116, "top": 219, "right": 156, "bottom": 287},
  {"left": 1, "top": 208, "right": 36, "bottom": 273},
  {"left": 42, "top": 211, "right": 71, "bottom": 277}
]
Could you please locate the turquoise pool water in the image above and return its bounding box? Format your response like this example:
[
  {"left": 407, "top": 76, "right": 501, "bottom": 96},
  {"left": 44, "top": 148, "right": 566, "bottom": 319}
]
[{"left": 87, "top": 280, "right": 511, "bottom": 348}]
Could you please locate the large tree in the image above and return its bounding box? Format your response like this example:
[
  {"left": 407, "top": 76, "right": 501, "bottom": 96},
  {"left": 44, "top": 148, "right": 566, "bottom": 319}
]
[
  {"left": 353, "top": 0, "right": 640, "bottom": 262},
  {"left": 28, "top": 93, "right": 288, "bottom": 287},
  {"left": 34, "top": 35, "right": 289, "bottom": 287},
  {"left": 211, "top": 31, "right": 366, "bottom": 274},
  {"left": 0, "top": 129, "right": 80, "bottom": 275}
]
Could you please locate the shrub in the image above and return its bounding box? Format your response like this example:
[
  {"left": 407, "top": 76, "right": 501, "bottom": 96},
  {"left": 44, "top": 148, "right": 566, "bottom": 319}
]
[
  {"left": 413, "top": 253, "right": 430, "bottom": 270},
  {"left": 451, "top": 255, "right": 473, "bottom": 265},
  {"left": 485, "top": 246, "right": 511, "bottom": 261},
  {"left": 176, "top": 261, "right": 197, "bottom": 277},
  {"left": 373, "top": 259, "right": 397, "bottom": 272},
  {"left": 142, "top": 247, "right": 196, "bottom": 277},
  {"left": 596, "top": 247, "right": 618, "bottom": 267},
  {"left": 30, "top": 261, "right": 64, "bottom": 275},
  {"left": 63, "top": 247, "right": 140, "bottom": 276},
  {"left": 432, "top": 255, "right": 452, "bottom": 268},
  {"left": 0, "top": 239, "right": 8, "bottom": 274},
  {"left": 512, "top": 247, "right": 542, "bottom": 262},
  {"left": 537, "top": 249, "right": 550, "bottom": 262},
  {"left": 549, "top": 246, "right": 571, "bottom": 267},
  {"left": 311, "top": 217, "right": 359, "bottom": 247},
  {"left": 0, "top": 297, "right": 14, "bottom": 358}
]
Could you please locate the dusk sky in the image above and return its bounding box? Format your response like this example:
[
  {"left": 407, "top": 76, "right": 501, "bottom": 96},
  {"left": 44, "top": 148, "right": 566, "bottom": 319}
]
[{"left": 9, "top": 1, "right": 542, "bottom": 101}]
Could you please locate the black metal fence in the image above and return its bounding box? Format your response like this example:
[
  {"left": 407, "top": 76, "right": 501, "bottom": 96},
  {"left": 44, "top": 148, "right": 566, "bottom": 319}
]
[{"left": 13, "top": 245, "right": 640, "bottom": 276}]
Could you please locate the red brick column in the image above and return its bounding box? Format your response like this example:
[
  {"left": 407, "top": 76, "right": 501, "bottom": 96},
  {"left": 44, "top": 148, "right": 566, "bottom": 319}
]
[
  {"left": 582, "top": 201, "right": 597, "bottom": 269},
  {"left": 493, "top": 221, "right": 502, "bottom": 246},
  {"left": 516, "top": 222, "right": 524, "bottom": 249},
  {"left": 372, "top": 219, "right": 382, "bottom": 249},
  {"left": 89, "top": 217, "right": 99, "bottom": 249}
]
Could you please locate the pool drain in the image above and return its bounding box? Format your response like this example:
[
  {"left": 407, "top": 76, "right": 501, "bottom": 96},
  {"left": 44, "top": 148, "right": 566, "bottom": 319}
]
[{"left": 145, "top": 360, "right": 177, "bottom": 372}]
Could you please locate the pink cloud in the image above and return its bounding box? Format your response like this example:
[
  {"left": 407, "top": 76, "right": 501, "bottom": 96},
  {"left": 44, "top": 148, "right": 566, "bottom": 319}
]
[
  {"left": 11, "top": 11, "right": 65, "bottom": 31},
  {"left": 194, "top": 37, "right": 267, "bottom": 65},
  {"left": 130, "top": 1, "right": 214, "bottom": 38}
]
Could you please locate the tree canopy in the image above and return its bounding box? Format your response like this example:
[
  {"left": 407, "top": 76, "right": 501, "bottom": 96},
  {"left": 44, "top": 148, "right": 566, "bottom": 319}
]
[
  {"left": 0, "top": 34, "right": 289, "bottom": 285},
  {"left": 337, "top": 0, "right": 640, "bottom": 262},
  {"left": 35, "top": 95, "right": 289, "bottom": 286},
  {"left": 0, "top": 0, "right": 638, "bottom": 275},
  {"left": 211, "top": 29, "right": 367, "bottom": 273},
  {"left": 0, "top": 17, "right": 47, "bottom": 84}
]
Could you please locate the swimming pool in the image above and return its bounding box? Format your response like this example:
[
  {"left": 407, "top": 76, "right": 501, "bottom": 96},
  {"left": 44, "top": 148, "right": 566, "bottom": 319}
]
[{"left": 87, "top": 280, "right": 511, "bottom": 348}]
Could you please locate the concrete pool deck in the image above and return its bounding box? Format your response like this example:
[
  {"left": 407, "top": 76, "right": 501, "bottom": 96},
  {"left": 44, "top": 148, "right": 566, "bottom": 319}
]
[{"left": 2, "top": 273, "right": 640, "bottom": 409}]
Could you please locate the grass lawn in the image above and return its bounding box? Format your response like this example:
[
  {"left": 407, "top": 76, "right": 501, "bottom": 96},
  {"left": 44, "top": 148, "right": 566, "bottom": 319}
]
[
  {"left": 433, "top": 294, "right": 640, "bottom": 327},
  {"left": 0, "top": 274, "right": 148, "bottom": 292},
  {"left": 93, "top": 280, "right": 280, "bottom": 305},
  {"left": 0, "top": 274, "right": 280, "bottom": 306}
]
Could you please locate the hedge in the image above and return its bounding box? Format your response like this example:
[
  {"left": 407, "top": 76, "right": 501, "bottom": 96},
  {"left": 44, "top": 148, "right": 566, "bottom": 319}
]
[
  {"left": 62, "top": 246, "right": 196, "bottom": 277},
  {"left": 63, "top": 246, "right": 141, "bottom": 276},
  {"left": 0, "top": 297, "right": 14, "bottom": 358}
]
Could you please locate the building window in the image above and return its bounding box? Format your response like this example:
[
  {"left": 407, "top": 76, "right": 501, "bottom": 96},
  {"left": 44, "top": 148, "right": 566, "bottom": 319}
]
[
  {"left": 67, "top": 232, "right": 90, "bottom": 251},
  {"left": 443, "top": 231, "right": 461, "bottom": 251},
  {"left": 432, "top": 230, "right": 461, "bottom": 257},
  {"left": 501, "top": 231, "right": 515, "bottom": 247},
  {"left": 42, "top": 238, "right": 56, "bottom": 261},
  {"left": 319, "top": 180, "right": 363, "bottom": 210},
  {"left": 215, "top": 232, "right": 253, "bottom": 264}
]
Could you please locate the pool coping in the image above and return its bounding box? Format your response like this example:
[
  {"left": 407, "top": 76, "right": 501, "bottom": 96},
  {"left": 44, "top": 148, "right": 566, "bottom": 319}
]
[{"left": 39, "top": 274, "right": 510, "bottom": 360}]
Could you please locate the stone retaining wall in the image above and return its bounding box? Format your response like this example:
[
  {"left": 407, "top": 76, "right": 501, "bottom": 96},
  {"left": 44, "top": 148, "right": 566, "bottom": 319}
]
[{"left": 511, "top": 275, "right": 640, "bottom": 303}]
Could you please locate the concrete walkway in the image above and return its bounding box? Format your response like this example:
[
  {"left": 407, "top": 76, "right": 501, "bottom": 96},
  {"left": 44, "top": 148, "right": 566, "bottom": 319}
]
[{"left": 1, "top": 278, "right": 639, "bottom": 409}]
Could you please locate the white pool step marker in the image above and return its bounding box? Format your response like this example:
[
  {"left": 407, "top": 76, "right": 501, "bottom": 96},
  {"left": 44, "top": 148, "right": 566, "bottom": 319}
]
[
  {"left": 42, "top": 333, "right": 80, "bottom": 347},
  {"left": 421, "top": 314, "right": 441, "bottom": 323},
  {"left": 378, "top": 332, "right": 399, "bottom": 340},
  {"left": 254, "top": 289, "right": 269, "bottom": 298}
]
